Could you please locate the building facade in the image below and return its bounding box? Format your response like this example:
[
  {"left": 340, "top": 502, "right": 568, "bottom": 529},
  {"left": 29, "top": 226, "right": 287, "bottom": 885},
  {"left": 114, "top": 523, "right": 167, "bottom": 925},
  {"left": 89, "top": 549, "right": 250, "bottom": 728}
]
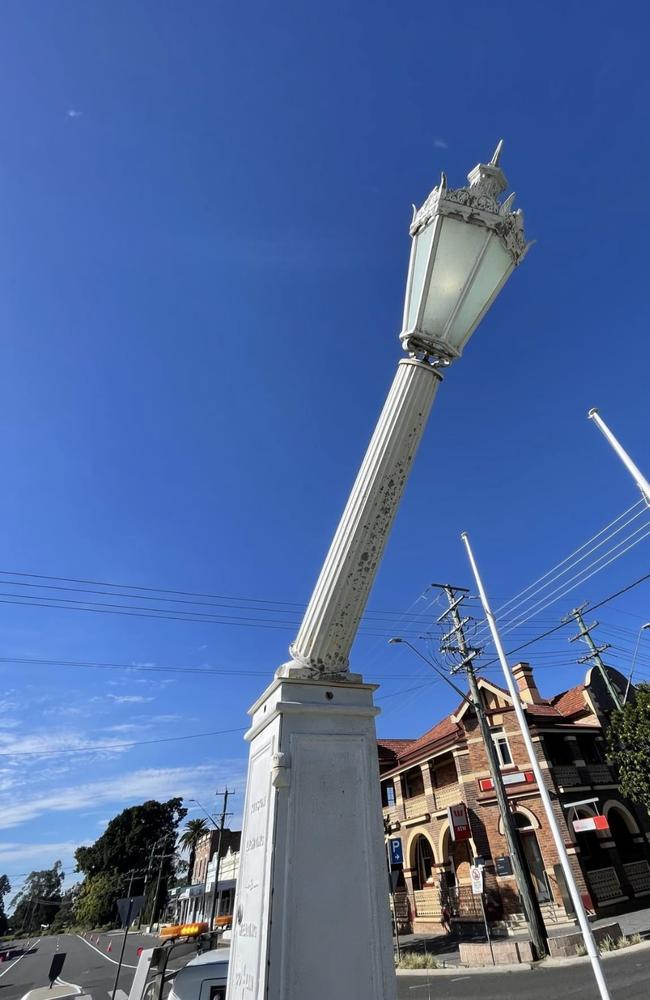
[
  {"left": 170, "top": 829, "right": 241, "bottom": 929},
  {"left": 379, "top": 662, "right": 650, "bottom": 935}
]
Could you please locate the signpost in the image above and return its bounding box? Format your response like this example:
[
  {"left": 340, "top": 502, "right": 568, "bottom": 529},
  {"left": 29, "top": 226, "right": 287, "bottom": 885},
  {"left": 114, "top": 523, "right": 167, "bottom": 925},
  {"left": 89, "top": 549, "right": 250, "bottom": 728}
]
[
  {"left": 447, "top": 804, "right": 471, "bottom": 842},
  {"left": 573, "top": 816, "right": 609, "bottom": 834},
  {"left": 470, "top": 865, "right": 483, "bottom": 896},
  {"left": 389, "top": 839, "right": 403, "bottom": 866},
  {"left": 495, "top": 855, "right": 513, "bottom": 877}
]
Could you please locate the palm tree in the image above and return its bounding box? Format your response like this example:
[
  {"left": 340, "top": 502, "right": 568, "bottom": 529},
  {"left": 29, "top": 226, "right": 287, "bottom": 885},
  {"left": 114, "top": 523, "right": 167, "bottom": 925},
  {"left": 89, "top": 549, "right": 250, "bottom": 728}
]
[{"left": 179, "top": 818, "right": 209, "bottom": 883}]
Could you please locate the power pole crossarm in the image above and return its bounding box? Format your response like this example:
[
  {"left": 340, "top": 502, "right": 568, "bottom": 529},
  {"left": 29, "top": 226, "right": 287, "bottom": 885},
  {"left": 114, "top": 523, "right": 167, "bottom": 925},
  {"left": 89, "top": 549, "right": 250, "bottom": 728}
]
[{"left": 567, "top": 607, "right": 621, "bottom": 710}]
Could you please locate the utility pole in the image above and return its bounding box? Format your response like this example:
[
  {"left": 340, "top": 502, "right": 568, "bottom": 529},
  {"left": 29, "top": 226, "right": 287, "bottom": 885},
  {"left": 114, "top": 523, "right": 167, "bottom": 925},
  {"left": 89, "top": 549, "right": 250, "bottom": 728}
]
[
  {"left": 208, "top": 790, "right": 234, "bottom": 932},
  {"left": 436, "top": 584, "right": 548, "bottom": 960},
  {"left": 566, "top": 605, "right": 621, "bottom": 710},
  {"left": 150, "top": 836, "right": 174, "bottom": 929}
]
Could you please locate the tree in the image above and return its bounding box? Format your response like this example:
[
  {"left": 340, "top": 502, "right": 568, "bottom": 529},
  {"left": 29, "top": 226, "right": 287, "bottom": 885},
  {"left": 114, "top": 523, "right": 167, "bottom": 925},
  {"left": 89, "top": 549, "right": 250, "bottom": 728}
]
[
  {"left": 75, "top": 798, "right": 186, "bottom": 879},
  {"left": 49, "top": 885, "right": 80, "bottom": 934},
  {"left": 10, "top": 862, "right": 64, "bottom": 933},
  {"left": 607, "top": 683, "right": 650, "bottom": 808},
  {"left": 0, "top": 875, "right": 10, "bottom": 936},
  {"left": 74, "top": 798, "right": 187, "bottom": 929},
  {"left": 178, "top": 819, "right": 209, "bottom": 883},
  {"left": 75, "top": 872, "right": 122, "bottom": 929}
]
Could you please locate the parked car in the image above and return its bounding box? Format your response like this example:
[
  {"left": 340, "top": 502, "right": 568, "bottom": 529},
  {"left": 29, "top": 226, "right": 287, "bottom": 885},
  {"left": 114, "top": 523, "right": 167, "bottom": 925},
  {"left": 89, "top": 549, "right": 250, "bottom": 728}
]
[{"left": 168, "top": 949, "right": 229, "bottom": 1000}]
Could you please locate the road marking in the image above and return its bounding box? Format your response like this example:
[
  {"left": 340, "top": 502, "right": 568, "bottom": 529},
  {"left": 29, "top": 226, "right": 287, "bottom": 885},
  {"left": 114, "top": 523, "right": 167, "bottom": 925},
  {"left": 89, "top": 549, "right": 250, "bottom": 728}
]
[
  {"left": 451, "top": 976, "right": 471, "bottom": 982},
  {"left": 56, "top": 976, "right": 83, "bottom": 993},
  {"left": 0, "top": 938, "right": 41, "bottom": 979},
  {"left": 75, "top": 934, "right": 137, "bottom": 969},
  {"left": 114, "top": 989, "right": 129, "bottom": 1000}
]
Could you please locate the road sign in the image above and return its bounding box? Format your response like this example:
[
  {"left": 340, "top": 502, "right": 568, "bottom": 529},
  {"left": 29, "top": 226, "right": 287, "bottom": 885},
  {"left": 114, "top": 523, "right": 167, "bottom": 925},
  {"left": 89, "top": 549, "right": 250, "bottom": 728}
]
[
  {"left": 117, "top": 895, "right": 145, "bottom": 928},
  {"left": 470, "top": 865, "right": 483, "bottom": 895},
  {"left": 48, "top": 952, "right": 66, "bottom": 986},
  {"left": 447, "top": 803, "right": 471, "bottom": 841},
  {"left": 389, "top": 838, "right": 403, "bottom": 865}
]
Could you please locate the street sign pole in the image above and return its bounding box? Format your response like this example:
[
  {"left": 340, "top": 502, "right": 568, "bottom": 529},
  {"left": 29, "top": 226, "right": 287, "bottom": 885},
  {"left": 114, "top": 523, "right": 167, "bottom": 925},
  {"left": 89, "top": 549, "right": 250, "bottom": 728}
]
[
  {"left": 111, "top": 897, "right": 134, "bottom": 1000},
  {"left": 383, "top": 828, "right": 401, "bottom": 961}
]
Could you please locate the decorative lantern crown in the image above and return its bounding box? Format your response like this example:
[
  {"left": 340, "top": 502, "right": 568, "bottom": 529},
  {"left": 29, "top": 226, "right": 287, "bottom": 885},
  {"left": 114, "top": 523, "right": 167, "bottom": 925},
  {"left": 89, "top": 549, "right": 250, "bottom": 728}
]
[{"left": 401, "top": 141, "right": 531, "bottom": 363}]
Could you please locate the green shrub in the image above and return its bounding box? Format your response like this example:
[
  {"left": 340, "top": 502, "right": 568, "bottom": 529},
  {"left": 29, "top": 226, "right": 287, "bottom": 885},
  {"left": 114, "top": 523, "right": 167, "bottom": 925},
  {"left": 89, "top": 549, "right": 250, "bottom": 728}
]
[{"left": 396, "top": 952, "right": 438, "bottom": 969}]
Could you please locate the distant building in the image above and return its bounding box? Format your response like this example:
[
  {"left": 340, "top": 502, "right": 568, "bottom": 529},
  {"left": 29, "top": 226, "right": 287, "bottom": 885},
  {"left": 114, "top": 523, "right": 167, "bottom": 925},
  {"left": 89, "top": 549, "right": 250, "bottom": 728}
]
[
  {"left": 169, "top": 828, "right": 241, "bottom": 928},
  {"left": 379, "top": 662, "right": 650, "bottom": 935}
]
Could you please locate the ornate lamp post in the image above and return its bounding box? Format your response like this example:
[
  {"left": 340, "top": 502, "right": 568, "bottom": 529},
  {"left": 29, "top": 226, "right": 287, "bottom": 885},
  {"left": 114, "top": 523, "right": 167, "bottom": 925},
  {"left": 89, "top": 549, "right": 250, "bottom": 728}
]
[{"left": 227, "top": 143, "right": 530, "bottom": 1000}]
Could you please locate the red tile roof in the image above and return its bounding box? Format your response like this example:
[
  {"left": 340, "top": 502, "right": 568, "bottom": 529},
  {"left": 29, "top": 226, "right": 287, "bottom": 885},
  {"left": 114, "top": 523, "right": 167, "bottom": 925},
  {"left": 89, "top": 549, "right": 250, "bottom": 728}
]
[
  {"left": 552, "top": 684, "right": 588, "bottom": 718},
  {"left": 377, "top": 739, "right": 415, "bottom": 754},
  {"left": 398, "top": 715, "right": 459, "bottom": 760}
]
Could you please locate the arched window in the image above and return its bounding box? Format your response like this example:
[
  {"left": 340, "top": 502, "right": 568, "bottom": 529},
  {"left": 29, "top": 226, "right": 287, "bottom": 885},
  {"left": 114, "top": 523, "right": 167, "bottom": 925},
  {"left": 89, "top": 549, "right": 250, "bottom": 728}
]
[{"left": 412, "top": 835, "right": 434, "bottom": 891}]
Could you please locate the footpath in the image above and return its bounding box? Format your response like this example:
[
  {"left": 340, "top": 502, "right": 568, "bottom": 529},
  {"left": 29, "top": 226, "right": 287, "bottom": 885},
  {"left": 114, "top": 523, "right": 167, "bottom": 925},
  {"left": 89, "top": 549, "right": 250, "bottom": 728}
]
[{"left": 395, "top": 903, "right": 650, "bottom": 972}]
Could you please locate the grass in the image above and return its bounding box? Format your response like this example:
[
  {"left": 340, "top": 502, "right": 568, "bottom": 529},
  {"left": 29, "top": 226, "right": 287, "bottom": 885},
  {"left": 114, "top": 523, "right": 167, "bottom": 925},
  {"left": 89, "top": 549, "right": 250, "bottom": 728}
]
[
  {"left": 575, "top": 932, "right": 643, "bottom": 957},
  {"left": 396, "top": 952, "right": 439, "bottom": 969}
]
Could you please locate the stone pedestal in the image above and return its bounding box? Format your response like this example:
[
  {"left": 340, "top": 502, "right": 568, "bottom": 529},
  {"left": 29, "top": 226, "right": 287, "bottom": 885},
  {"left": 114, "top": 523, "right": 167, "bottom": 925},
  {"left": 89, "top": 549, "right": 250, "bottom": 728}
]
[{"left": 226, "top": 675, "right": 396, "bottom": 1000}]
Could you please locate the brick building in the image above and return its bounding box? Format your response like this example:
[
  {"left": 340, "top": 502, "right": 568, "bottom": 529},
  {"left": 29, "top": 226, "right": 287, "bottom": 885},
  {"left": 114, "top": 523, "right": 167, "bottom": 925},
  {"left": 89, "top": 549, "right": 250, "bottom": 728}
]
[
  {"left": 172, "top": 828, "right": 242, "bottom": 927},
  {"left": 379, "top": 661, "right": 650, "bottom": 935}
]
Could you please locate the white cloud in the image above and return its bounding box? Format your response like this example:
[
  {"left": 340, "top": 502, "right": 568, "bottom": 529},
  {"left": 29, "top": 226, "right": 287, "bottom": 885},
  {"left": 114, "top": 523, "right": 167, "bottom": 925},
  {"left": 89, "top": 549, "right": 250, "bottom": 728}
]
[
  {"left": 107, "top": 694, "right": 154, "bottom": 704},
  {"left": 0, "top": 841, "right": 80, "bottom": 866},
  {"left": 0, "top": 761, "right": 247, "bottom": 830},
  {"left": 434, "top": 138, "right": 448, "bottom": 149},
  {"left": 66, "top": 109, "right": 83, "bottom": 118}
]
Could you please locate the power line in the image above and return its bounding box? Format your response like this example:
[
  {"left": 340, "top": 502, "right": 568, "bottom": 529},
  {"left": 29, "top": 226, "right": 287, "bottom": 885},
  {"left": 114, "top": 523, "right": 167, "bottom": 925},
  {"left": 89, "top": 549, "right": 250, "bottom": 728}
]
[
  {"left": 0, "top": 568, "right": 440, "bottom": 622},
  {"left": 478, "top": 570, "right": 650, "bottom": 669},
  {"left": 0, "top": 652, "right": 439, "bottom": 683}
]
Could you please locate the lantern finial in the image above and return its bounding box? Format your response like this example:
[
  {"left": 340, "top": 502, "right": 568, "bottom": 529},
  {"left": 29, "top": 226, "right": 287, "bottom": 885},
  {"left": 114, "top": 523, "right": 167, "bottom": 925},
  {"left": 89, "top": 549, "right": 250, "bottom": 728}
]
[{"left": 490, "top": 139, "right": 504, "bottom": 167}]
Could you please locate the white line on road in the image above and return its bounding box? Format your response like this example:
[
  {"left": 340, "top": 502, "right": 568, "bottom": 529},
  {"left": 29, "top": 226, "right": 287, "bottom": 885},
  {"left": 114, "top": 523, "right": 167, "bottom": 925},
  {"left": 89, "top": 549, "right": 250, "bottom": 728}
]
[
  {"left": 451, "top": 977, "right": 471, "bottom": 982},
  {"left": 0, "top": 938, "right": 41, "bottom": 979},
  {"left": 75, "top": 934, "right": 137, "bottom": 969},
  {"left": 56, "top": 975, "right": 83, "bottom": 993}
]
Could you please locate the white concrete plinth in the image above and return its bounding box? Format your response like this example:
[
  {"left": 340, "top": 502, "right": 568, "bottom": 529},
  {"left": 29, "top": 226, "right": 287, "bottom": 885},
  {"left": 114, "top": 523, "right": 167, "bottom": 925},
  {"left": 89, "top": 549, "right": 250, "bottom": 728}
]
[{"left": 226, "top": 675, "right": 396, "bottom": 1000}]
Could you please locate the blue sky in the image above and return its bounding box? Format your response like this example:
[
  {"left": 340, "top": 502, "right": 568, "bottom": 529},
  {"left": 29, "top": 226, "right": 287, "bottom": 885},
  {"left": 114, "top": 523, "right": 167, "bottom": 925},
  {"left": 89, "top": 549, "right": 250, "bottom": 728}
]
[{"left": 1, "top": 0, "right": 650, "bottom": 897}]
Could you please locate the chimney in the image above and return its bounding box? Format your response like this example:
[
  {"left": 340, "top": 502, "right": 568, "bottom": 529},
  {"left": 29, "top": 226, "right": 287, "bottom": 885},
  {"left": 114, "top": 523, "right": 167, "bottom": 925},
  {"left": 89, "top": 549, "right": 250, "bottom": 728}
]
[{"left": 512, "top": 661, "right": 543, "bottom": 704}]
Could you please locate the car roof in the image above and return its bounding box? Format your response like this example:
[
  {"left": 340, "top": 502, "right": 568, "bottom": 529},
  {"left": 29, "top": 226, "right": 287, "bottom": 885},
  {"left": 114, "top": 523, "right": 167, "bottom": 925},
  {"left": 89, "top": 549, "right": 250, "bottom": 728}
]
[{"left": 185, "top": 949, "right": 229, "bottom": 967}]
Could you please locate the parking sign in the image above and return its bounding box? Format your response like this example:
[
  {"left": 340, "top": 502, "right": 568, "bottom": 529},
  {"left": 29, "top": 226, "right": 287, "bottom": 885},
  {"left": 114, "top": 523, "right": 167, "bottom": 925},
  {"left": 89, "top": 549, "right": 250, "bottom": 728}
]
[{"left": 389, "top": 838, "right": 403, "bottom": 865}]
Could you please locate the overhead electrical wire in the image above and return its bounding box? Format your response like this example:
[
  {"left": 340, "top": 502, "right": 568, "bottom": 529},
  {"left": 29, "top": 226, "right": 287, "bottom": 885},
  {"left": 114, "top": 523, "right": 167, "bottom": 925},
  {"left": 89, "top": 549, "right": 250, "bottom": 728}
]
[{"left": 470, "top": 508, "right": 650, "bottom": 645}]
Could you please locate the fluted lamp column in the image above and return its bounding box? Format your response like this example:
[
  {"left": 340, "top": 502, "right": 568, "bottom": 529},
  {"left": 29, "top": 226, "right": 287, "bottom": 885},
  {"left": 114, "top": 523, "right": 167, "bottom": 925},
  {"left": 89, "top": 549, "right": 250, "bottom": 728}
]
[{"left": 227, "top": 142, "right": 531, "bottom": 1000}]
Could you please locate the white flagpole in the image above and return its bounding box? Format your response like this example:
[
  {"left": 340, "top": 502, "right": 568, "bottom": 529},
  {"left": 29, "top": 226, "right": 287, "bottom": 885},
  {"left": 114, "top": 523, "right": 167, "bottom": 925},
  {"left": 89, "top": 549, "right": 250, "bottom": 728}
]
[
  {"left": 461, "top": 531, "right": 612, "bottom": 1000},
  {"left": 588, "top": 408, "right": 650, "bottom": 505}
]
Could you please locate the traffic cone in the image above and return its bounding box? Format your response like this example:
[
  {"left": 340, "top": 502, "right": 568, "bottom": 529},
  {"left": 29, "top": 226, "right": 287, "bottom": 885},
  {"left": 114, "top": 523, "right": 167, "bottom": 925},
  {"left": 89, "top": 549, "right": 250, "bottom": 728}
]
[
  {"left": 95, "top": 936, "right": 100, "bottom": 945},
  {"left": 137, "top": 947, "right": 143, "bottom": 958},
  {"left": 107, "top": 941, "right": 112, "bottom": 953}
]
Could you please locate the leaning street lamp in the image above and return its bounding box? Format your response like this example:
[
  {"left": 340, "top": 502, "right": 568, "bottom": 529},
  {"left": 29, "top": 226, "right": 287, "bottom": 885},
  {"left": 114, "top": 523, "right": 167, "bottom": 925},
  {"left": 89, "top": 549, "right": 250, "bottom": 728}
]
[{"left": 227, "top": 143, "right": 530, "bottom": 1000}]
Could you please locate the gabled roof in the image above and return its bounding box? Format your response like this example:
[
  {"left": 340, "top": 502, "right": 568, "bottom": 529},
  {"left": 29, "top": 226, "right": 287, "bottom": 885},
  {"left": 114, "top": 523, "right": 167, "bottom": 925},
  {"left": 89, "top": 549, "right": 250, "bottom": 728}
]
[
  {"left": 396, "top": 714, "right": 460, "bottom": 765},
  {"left": 377, "top": 666, "right": 599, "bottom": 772},
  {"left": 552, "top": 683, "right": 588, "bottom": 718}
]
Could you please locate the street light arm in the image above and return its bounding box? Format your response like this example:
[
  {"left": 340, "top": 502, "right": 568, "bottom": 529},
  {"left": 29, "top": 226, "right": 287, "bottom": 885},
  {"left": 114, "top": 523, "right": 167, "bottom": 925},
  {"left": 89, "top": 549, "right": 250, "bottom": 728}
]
[{"left": 624, "top": 622, "right": 650, "bottom": 704}]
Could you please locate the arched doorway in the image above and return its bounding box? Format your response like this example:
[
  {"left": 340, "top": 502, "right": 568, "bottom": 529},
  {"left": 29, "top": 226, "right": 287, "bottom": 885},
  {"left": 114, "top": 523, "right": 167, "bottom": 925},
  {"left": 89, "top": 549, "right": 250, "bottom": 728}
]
[
  {"left": 571, "top": 808, "right": 603, "bottom": 872},
  {"left": 515, "top": 812, "right": 550, "bottom": 902},
  {"left": 411, "top": 834, "right": 434, "bottom": 891},
  {"left": 607, "top": 807, "right": 642, "bottom": 862}
]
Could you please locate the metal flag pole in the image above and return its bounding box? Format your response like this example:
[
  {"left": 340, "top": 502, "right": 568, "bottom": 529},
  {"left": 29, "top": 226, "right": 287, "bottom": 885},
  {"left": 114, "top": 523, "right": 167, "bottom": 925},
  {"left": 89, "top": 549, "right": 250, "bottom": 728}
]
[
  {"left": 461, "top": 531, "right": 612, "bottom": 1000},
  {"left": 588, "top": 408, "right": 650, "bottom": 505}
]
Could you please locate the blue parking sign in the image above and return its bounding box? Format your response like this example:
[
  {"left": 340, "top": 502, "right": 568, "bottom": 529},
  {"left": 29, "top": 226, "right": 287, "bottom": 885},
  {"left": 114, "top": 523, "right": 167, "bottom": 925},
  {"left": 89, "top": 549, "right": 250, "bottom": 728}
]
[{"left": 389, "top": 838, "right": 403, "bottom": 865}]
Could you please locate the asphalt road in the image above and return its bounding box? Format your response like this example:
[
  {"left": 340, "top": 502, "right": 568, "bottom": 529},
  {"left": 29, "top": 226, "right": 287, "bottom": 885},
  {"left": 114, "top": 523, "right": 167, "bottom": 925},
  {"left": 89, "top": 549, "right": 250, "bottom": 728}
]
[
  {"left": 0, "top": 931, "right": 158, "bottom": 1000},
  {"left": 397, "top": 946, "right": 650, "bottom": 998},
  {"left": 3, "top": 933, "right": 649, "bottom": 999}
]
